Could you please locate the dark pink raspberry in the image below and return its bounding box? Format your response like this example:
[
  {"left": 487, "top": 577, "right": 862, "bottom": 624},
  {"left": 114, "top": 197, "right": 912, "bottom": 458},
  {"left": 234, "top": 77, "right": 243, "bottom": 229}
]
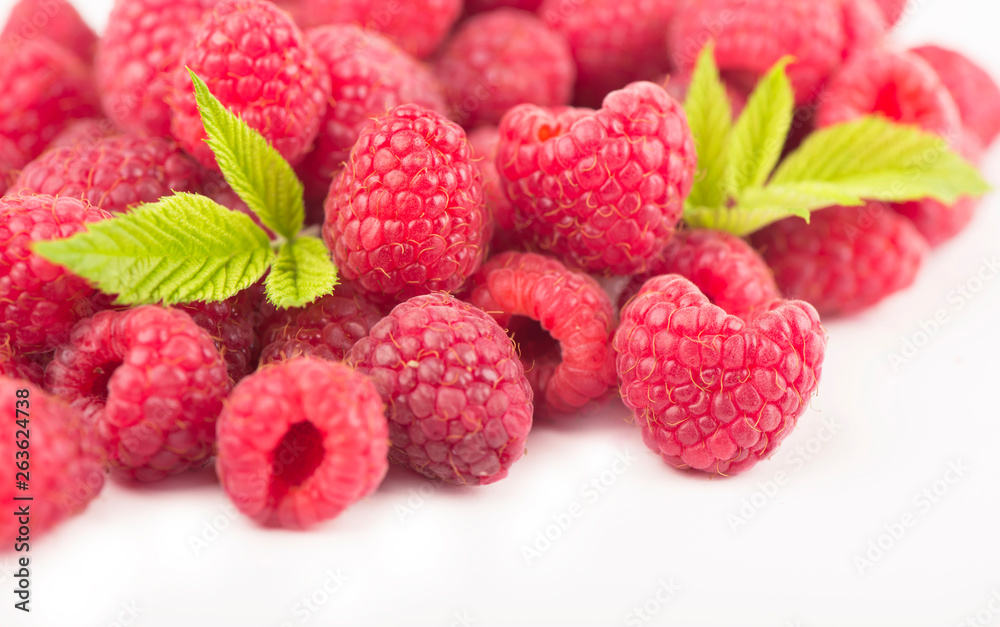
[
  {"left": 0, "top": 193, "right": 111, "bottom": 353},
  {"left": 13, "top": 134, "right": 204, "bottom": 214},
  {"left": 323, "top": 104, "right": 489, "bottom": 301},
  {"left": 1, "top": 0, "right": 98, "bottom": 63},
  {"left": 615, "top": 275, "right": 826, "bottom": 475},
  {"left": 540, "top": 0, "right": 675, "bottom": 107},
  {"left": 873, "top": 0, "right": 906, "bottom": 26},
  {"left": 216, "top": 357, "right": 388, "bottom": 528},
  {"left": 496, "top": 81, "right": 696, "bottom": 275},
  {"left": 669, "top": 0, "right": 845, "bottom": 105},
  {"left": 839, "top": 0, "right": 888, "bottom": 60},
  {"left": 816, "top": 48, "right": 961, "bottom": 138},
  {"left": 0, "top": 41, "right": 99, "bottom": 163},
  {"left": 619, "top": 229, "right": 781, "bottom": 324},
  {"left": 466, "top": 251, "right": 617, "bottom": 417},
  {"left": 48, "top": 117, "right": 119, "bottom": 149},
  {"left": 435, "top": 9, "right": 574, "bottom": 128},
  {"left": 0, "top": 340, "right": 45, "bottom": 386},
  {"left": 0, "top": 135, "right": 27, "bottom": 196},
  {"left": 96, "top": 0, "right": 214, "bottom": 137},
  {"left": 751, "top": 203, "right": 929, "bottom": 316},
  {"left": 0, "top": 378, "right": 104, "bottom": 540},
  {"left": 45, "top": 306, "right": 231, "bottom": 482},
  {"left": 297, "top": 24, "right": 447, "bottom": 203},
  {"left": 467, "top": 126, "right": 519, "bottom": 252},
  {"left": 180, "top": 285, "right": 267, "bottom": 383},
  {"left": 911, "top": 45, "right": 1000, "bottom": 147},
  {"left": 349, "top": 292, "right": 532, "bottom": 485},
  {"left": 297, "top": 0, "right": 462, "bottom": 58},
  {"left": 466, "top": 0, "right": 542, "bottom": 13},
  {"left": 171, "top": 0, "right": 331, "bottom": 169}
]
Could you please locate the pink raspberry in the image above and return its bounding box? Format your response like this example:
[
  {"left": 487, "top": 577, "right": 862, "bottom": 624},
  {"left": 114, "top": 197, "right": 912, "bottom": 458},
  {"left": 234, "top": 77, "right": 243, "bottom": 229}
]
[
  {"left": 0, "top": 340, "right": 45, "bottom": 386},
  {"left": 619, "top": 229, "right": 782, "bottom": 324},
  {"left": 496, "top": 81, "right": 696, "bottom": 275},
  {"left": 45, "top": 306, "right": 231, "bottom": 482},
  {"left": 323, "top": 104, "right": 489, "bottom": 302},
  {"left": 540, "top": 0, "right": 675, "bottom": 106},
  {"left": 0, "top": 378, "right": 104, "bottom": 540},
  {"left": 180, "top": 285, "right": 267, "bottom": 383},
  {"left": 1, "top": 0, "right": 98, "bottom": 63},
  {"left": 297, "top": 24, "right": 446, "bottom": 204},
  {"left": 216, "top": 358, "right": 388, "bottom": 528},
  {"left": 0, "top": 135, "right": 27, "bottom": 196},
  {"left": 911, "top": 45, "right": 1000, "bottom": 147},
  {"left": 467, "top": 126, "right": 519, "bottom": 252},
  {"left": 0, "top": 193, "right": 111, "bottom": 353},
  {"left": 13, "top": 134, "right": 204, "bottom": 214},
  {"left": 435, "top": 9, "right": 574, "bottom": 128},
  {"left": 297, "top": 0, "right": 462, "bottom": 58},
  {"left": 349, "top": 293, "right": 532, "bottom": 485},
  {"left": 96, "top": 0, "right": 214, "bottom": 137},
  {"left": 816, "top": 48, "right": 961, "bottom": 138},
  {"left": 171, "top": 0, "right": 331, "bottom": 169},
  {"left": 615, "top": 275, "right": 826, "bottom": 475},
  {"left": 873, "top": 0, "right": 907, "bottom": 26},
  {"left": 839, "top": 0, "right": 888, "bottom": 60},
  {"left": 48, "top": 117, "right": 119, "bottom": 149},
  {"left": 751, "top": 203, "right": 929, "bottom": 316},
  {"left": 466, "top": 251, "right": 617, "bottom": 417},
  {"left": 466, "top": 0, "right": 542, "bottom": 13}
]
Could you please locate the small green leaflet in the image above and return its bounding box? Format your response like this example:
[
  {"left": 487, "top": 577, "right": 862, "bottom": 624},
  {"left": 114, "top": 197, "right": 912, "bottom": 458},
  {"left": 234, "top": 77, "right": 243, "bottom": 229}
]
[
  {"left": 266, "top": 237, "right": 339, "bottom": 309},
  {"left": 683, "top": 43, "right": 733, "bottom": 210}
]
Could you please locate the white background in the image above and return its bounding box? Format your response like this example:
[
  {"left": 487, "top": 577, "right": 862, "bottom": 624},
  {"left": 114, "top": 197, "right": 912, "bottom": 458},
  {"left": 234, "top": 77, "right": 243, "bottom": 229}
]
[{"left": 2, "top": 1, "right": 1000, "bottom": 625}]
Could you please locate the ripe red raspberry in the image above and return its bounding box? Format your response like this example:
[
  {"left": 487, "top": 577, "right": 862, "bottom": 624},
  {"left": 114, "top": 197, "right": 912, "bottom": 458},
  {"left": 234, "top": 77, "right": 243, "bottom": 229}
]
[
  {"left": 816, "top": 48, "right": 961, "bottom": 138},
  {"left": 260, "top": 284, "right": 383, "bottom": 365},
  {"left": 540, "top": 0, "right": 675, "bottom": 106},
  {"left": 349, "top": 293, "right": 532, "bottom": 485},
  {"left": 48, "top": 117, "right": 119, "bottom": 150},
  {"left": 839, "top": 0, "right": 888, "bottom": 60},
  {"left": 0, "top": 135, "right": 27, "bottom": 196},
  {"left": 45, "top": 306, "right": 231, "bottom": 482},
  {"left": 615, "top": 275, "right": 826, "bottom": 475},
  {"left": 751, "top": 203, "right": 929, "bottom": 316},
  {"left": 216, "top": 358, "right": 388, "bottom": 528},
  {"left": 96, "top": 0, "right": 214, "bottom": 137},
  {"left": 297, "top": 24, "right": 447, "bottom": 204},
  {"left": 0, "top": 378, "right": 104, "bottom": 540},
  {"left": 298, "top": 0, "right": 462, "bottom": 59},
  {"left": 435, "top": 9, "right": 574, "bottom": 128},
  {"left": 669, "top": 0, "right": 845, "bottom": 105},
  {"left": 13, "top": 135, "right": 204, "bottom": 215},
  {"left": 171, "top": 0, "right": 331, "bottom": 170},
  {"left": 0, "top": 340, "right": 45, "bottom": 385},
  {"left": 466, "top": 0, "right": 542, "bottom": 13},
  {"left": 619, "top": 230, "right": 781, "bottom": 324},
  {"left": 467, "top": 126, "right": 519, "bottom": 252},
  {"left": 466, "top": 251, "right": 617, "bottom": 417},
  {"left": 180, "top": 286, "right": 267, "bottom": 383},
  {"left": 496, "top": 81, "right": 696, "bottom": 275},
  {"left": 323, "top": 104, "right": 489, "bottom": 301},
  {"left": 0, "top": 194, "right": 110, "bottom": 353},
  {"left": 0, "top": 41, "right": 99, "bottom": 163},
  {"left": 911, "top": 45, "right": 1000, "bottom": 147},
  {"left": 0, "top": 0, "right": 98, "bottom": 63},
  {"left": 873, "top": 0, "right": 906, "bottom": 26}
]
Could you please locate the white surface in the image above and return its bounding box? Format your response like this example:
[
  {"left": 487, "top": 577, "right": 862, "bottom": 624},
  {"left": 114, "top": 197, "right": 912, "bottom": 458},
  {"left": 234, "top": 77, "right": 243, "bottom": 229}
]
[{"left": 3, "top": 1, "right": 1000, "bottom": 626}]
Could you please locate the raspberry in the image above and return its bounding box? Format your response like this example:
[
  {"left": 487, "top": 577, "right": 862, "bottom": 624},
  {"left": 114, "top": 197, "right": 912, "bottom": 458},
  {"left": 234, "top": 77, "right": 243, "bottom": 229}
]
[
  {"left": 467, "top": 126, "right": 518, "bottom": 252},
  {"left": 751, "top": 203, "right": 929, "bottom": 316},
  {"left": 435, "top": 9, "right": 574, "bottom": 128},
  {"left": 0, "top": 378, "right": 104, "bottom": 540},
  {"left": 0, "top": 339, "right": 45, "bottom": 385},
  {"left": 669, "top": 0, "right": 845, "bottom": 105},
  {"left": 540, "top": 0, "right": 675, "bottom": 106},
  {"left": 323, "top": 104, "right": 489, "bottom": 301},
  {"left": 0, "top": 41, "right": 99, "bottom": 163},
  {"left": 45, "top": 306, "right": 231, "bottom": 482},
  {"left": 496, "top": 81, "right": 696, "bottom": 275},
  {"left": 180, "top": 285, "right": 267, "bottom": 383},
  {"left": 96, "top": 0, "right": 214, "bottom": 137},
  {"left": 13, "top": 135, "right": 204, "bottom": 215},
  {"left": 873, "top": 0, "right": 906, "bottom": 26},
  {"left": 839, "top": 0, "right": 888, "bottom": 60},
  {"left": 1, "top": 0, "right": 98, "bottom": 63},
  {"left": 619, "top": 229, "right": 782, "bottom": 324},
  {"left": 0, "top": 135, "right": 27, "bottom": 197},
  {"left": 615, "top": 275, "right": 826, "bottom": 475},
  {"left": 466, "top": 251, "right": 617, "bottom": 417},
  {"left": 297, "top": 24, "right": 447, "bottom": 204},
  {"left": 466, "top": 0, "right": 542, "bottom": 13},
  {"left": 259, "top": 283, "right": 383, "bottom": 365},
  {"left": 911, "top": 45, "right": 1000, "bottom": 147},
  {"left": 348, "top": 292, "right": 532, "bottom": 485},
  {"left": 816, "top": 48, "right": 961, "bottom": 138},
  {"left": 0, "top": 193, "right": 111, "bottom": 353},
  {"left": 297, "top": 0, "right": 462, "bottom": 59},
  {"left": 171, "top": 0, "right": 331, "bottom": 170},
  {"left": 48, "top": 117, "right": 119, "bottom": 150},
  {"left": 216, "top": 358, "right": 388, "bottom": 528}
]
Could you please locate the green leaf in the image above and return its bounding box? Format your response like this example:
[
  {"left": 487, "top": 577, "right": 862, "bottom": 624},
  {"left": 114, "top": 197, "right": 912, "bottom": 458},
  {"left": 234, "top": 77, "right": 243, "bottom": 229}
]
[
  {"left": 34, "top": 193, "right": 274, "bottom": 305},
  {"left": 187, "top": 68, "right": 305, "bottom": 240},
  {"left": 264, "top": 236, "right": 339, "bottom": 308},
  {"left": 772, "top": 116, "right": 990, "bottom": 204},
  {"left": 683, "top": 42, "right": 733, "bottom": 210},
  {"left": 726, "top": 56, "right": 795, "bottom": 193}
]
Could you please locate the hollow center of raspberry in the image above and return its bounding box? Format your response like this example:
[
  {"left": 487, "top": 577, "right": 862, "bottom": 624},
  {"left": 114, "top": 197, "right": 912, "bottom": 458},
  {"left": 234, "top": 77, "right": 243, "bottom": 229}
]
[
  {"left": 508, "top": 315, "right": 561, "bottom": 370},
  {"left": 90, "top": 362, "right": 121, "bottom": 398},
  {"left": 269, "top": 421, "right": 325, "bottom": 502},
  {"left": 874, "top": 83, "right": 904, "bottom": 121}
]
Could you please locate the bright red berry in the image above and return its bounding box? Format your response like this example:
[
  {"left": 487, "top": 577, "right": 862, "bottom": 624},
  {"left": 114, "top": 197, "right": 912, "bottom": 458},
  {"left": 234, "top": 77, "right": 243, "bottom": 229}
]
[
  {"left": 47, "top": 117, "right": 119, "bottom": 150},
  {"left": 0, "top": 340, "right": 45, "bottom": 386},
  {"left": 1, "top": 0, "right": 98, "bottom": 63},
  {"left": 180, "top": 285, "right": 267, "bottom": 384},
  {"left": 911, "top": 45, "right": 1000, "bottom": 147},
  {"left": 839, "top": 0, "right": 889, "bottom": 60}
]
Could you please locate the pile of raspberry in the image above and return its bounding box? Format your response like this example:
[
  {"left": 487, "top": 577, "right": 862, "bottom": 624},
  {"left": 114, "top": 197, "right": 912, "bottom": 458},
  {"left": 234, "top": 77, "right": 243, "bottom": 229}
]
[{"left": 0, "top": 0, "right": 996, "bottom": 535}]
